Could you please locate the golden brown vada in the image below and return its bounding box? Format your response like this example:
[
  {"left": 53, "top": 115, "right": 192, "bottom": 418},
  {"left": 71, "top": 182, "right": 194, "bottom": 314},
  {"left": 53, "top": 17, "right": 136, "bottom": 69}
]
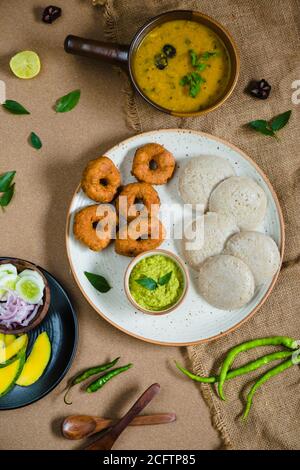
[
  {"left": 116, "top": 182, "right": 160, "bottom": 220},
  {"left": 132, "top": 143, "right": 175, "bottom": 185},
  {"left": 81, "top": 156, "right": 121, "bottom": 203},
  {"left": 73, "top": 204, "right": 117, "bottom": 251},
  {"left": 115, "top": 216, "right": 165, "bottom": 257}
]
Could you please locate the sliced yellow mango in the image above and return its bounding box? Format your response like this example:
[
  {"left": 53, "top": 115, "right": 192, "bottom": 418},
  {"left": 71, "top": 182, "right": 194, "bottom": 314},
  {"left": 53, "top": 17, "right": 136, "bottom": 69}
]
[
  {"left": 0, "top": 354, "right": 25, "bottom": 397},
  {"left": 16, "top": 332, "right": 51, "bottom": 386},
  {"left": 0, "top": 334, "right": 28, "bottom": 364},
  {"left": 4, "top": 334, "right": 16, "bottom": 346},
  {"left": 0, "top": 333, "right": 4, "bottom": 349}
]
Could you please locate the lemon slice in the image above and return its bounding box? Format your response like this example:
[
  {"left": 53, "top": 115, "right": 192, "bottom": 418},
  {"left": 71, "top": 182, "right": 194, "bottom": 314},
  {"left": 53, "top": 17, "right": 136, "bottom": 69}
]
[{"left": 9, "top": 51, "right": 41, "bottom": 79}]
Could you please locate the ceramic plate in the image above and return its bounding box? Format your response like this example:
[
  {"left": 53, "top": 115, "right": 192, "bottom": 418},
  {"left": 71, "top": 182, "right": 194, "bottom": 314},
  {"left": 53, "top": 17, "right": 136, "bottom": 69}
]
[
  {"left": 66, "top": 129, "right": 284, "bottom": 346},
  {"left": 0, "top": 259, "right": 78, "bottom": 409}
]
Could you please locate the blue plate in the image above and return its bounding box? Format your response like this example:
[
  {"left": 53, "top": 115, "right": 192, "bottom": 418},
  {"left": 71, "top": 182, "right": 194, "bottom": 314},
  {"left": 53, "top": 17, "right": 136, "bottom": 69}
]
[{"left": 0, "top": 259, "right": 78, "bottom": 410}]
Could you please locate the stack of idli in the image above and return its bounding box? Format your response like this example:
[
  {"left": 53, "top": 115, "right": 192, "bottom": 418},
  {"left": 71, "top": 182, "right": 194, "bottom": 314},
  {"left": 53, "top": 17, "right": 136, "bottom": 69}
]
[{"left": 179, "top": 156, "right": 281, "bottom": 310}]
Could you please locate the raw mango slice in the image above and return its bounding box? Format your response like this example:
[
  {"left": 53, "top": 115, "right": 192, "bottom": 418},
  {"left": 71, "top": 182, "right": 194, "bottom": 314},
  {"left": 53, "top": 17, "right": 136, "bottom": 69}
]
[
  {"left": 0, "top": 334, "right": 16, "bottom": 355},
  {"left": 15, "top": 276, "right": 44, "bottom": 304},
  {"left": 0, "top": 334, "right": 28, "bottom": 364},
  {"left": 0, "top": 353, "right": 25, "bottom": 397},
  {"left": 16, "top": 332, "right": 51, "bottom": 386},
  {"left": 4, "top": 334, "right": 16, "bottom": 346}
]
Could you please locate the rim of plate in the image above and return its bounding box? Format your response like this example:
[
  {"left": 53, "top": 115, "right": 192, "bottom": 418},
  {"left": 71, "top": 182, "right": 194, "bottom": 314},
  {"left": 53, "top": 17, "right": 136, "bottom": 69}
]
[{"left": 65, "top": 129, "right": 285, "bottom": 346}]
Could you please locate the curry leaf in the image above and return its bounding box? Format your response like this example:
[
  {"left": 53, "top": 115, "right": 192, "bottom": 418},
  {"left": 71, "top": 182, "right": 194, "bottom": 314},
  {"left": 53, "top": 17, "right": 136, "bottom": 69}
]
[
  {"left": 270, "top": 110, "right": 292, "bottom": 132},
  {"left": 248, "top": 120, "right": 275, "bottom": 137},
  {"left": 135, "top": 276, "right": 157, "bottom": 291},
  {"left": 0, "top": 171, "right": 16, "bottom": 192},
  {"left": 84, "top": 271, "right": 111, "bottom": 293},
  {"left": 158, "top": 271, "right": 172, "bottom": 286},
  {"left": 2, "top": 100, "right": 30, "bottom": 115},
  {"left": 55, "top": 89, "right": 81, "bottom": 113},
  {"left": 0, "top": 183, "right": 15, "bottom": 207},
  {"left": 201, "top": 51, "right": 217, "bottom": 60},
  {"left": 30, "top": 132, "right": 42, "bottom": 150},
  {"left": 189, "top": 49, "right": 198, "bottom": 67}
]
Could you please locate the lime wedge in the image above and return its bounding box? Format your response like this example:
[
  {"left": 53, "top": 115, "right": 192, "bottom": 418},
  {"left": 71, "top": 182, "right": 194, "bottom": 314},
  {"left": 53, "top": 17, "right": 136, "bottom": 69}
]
[{"left": 9, "top": 51, "right": 41, "bottom": 79}]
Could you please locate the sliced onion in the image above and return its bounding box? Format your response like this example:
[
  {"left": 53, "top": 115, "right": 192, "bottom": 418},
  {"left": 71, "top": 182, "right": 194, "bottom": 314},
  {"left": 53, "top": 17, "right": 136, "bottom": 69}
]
[{"left": 0, "top": 291, "right": 43, "bottom": 328}]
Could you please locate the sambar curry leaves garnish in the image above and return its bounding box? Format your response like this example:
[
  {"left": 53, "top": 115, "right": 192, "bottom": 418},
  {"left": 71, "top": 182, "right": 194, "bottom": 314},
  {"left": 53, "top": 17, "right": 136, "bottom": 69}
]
[
  {"left": 248, "top": 110, "right": 292, "bottom": 139},
  {"left": 180, "top": 50, "right": 217, "bottom": 98},
  {"left": 180, "top": 72, "right": 206, "bottom": 98},
  {"left": 136, "top": 271, "right": 173, "bottom": 291},
  {"left": 84, "top": 271, "right": 111, "bottom": 293}
]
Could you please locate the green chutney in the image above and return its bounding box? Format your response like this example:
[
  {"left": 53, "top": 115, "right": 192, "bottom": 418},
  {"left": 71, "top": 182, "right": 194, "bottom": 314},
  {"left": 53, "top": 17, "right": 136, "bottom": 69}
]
[{"left": 129, "top": 255, "right": 184, "bottom": 311}]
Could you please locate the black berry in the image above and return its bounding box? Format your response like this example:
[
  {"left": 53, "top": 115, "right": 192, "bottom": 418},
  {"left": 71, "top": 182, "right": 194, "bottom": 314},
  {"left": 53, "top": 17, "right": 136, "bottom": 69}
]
[
  {"left": 162, "top": 44, "right": 176, "bottom": 58},
  {"left": 248, "top": 79, "right": 271, "bottom": 100},
  {"left": 42, "top": 5, "right": 62, "bottom": 24}
]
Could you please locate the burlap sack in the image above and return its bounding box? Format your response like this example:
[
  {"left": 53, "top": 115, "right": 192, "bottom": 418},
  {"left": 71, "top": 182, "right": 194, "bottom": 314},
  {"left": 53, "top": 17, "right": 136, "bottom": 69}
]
[{"left": 103, "top": 0, "right": 300, "bottom": 449}]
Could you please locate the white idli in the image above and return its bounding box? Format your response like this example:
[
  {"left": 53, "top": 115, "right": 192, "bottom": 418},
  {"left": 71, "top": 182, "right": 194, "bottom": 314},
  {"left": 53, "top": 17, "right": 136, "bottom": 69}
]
[
  {"left": 198, "top": 254, "right": 255, "bottom": 310},
  {"left": 225, "top": 231, "right": 281, "bottom": 285},
  {"left": 178, "top": 155, "right": 235, "bottom": 209},
  {"left": 209, "top": 176, "right": 267, "bottom": 230},
  {"left": 183, "top": 212, "right": 239, "bottom": 269}
]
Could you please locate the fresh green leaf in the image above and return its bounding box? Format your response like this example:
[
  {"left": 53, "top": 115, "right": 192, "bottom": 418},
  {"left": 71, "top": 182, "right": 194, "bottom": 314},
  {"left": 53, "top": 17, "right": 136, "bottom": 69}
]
[
  {"left": 180, "top": 72, "right": 206, "bottom": 98},
  {"left": 84, "top": 271, "right": 111, "bottom": 293},
  {"left": 2, "top": 100, "right": 30, "bottom": 115},
  {"left": 196, "top": 63, "right": 207, "bottom": 72},
  {"left": 0, "top": 183, "right": 15, "bottom": 207},
  {"left": 0, "top": 171, "right": 16, "bottom": 192},
  {"left": 248, "top": 120, "right": 275, "bottom": 137},
  {"left": 135, "top": 276, "right": 157, "bottom": 291},
  {"left": 189, "top": 49, "right": 198, "bottom": 67},
  {"left": 201, "top": 51, "right": 217, "bottom": 60},
  {"left": 179, "top": 76, "right": 189, "bottom": 86},
  {"left": 55, "top": 89, "right": 81, "bottom": 113},
  {"left": 270, "top": 110, "right": 292, "bottom": 132},
  {"left": 158, "top": 271, "right": 172, "bottom": 286},
  {"left": 30, "top": 132, "right": 42, "bottom": 150}
]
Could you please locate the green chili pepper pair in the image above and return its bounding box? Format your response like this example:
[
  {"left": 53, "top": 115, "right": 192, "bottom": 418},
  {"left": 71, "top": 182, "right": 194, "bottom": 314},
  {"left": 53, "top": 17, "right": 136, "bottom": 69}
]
[
  {"left": 176, "top": 336, "right": 300, "bottom": 420},
  {"left": 64, "top": 357, "right": 133, "bottom": 404}
]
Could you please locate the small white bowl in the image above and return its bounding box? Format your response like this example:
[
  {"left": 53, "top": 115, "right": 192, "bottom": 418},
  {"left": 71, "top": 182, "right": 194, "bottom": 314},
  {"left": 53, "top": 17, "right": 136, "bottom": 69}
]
[{"left": 124, "top": 249, "right": 189, "bottom": 315}]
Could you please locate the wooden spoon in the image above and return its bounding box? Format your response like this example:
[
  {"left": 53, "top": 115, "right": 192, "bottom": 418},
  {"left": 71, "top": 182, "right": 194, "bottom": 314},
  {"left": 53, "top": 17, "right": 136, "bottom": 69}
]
[
  {"left": 84, "top": 383, "right": 160, "bottom": 450},
  {"left": 63, "top": 412, "right": 176, "bottom": 440}
]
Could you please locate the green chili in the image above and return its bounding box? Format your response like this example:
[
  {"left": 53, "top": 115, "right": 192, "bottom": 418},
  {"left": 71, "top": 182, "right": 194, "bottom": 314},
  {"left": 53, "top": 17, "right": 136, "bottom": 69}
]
[
  {"left": 218, "top": 336, "right": 298, "bottom": 401},
  {"left": 243, "top": 352, "right": 300, "bottom": 420},
  {"left": 64, "top": 357, "right": 120, "bottom": 404},
  {"left": 176, "top": 350, "right": 294, "bottom": 384},
  {"left": 86, "top": 363, "right": 133, "bottom": 393}
]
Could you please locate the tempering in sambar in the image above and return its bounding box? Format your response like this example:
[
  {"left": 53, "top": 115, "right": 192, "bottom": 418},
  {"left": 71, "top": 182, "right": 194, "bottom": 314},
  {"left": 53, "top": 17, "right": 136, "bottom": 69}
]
[{"left": 133, "top": 20, "right": 231, "bottom": 113}]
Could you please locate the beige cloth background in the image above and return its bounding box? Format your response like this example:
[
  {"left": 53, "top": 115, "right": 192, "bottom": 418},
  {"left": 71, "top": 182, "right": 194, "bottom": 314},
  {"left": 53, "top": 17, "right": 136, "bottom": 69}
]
[
  {"left": 105, "top": 0, "right": 300, "bottom": 449},
  {"left": 0, "top": 1, "right": 220, "bottom": 450}
]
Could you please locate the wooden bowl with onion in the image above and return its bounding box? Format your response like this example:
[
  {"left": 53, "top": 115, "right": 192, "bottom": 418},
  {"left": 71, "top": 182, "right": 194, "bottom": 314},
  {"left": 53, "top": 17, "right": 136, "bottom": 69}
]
[{"left": 0, "top": 258, "right": 50, "bottom": 335}]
